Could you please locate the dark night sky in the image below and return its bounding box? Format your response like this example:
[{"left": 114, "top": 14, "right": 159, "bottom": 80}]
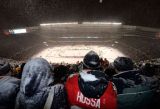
[{"left": 0, "top": 0, "right": 160, "bottom": 28}]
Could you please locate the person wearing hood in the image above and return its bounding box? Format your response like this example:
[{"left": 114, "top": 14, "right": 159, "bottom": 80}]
[
  {"left": 15, "top": 58, "right": 68, "bottom": 109},
  {"left": 65, "top": 51, "right": 117, "bottom": 109},
  {"left": 0, "top": 76, "right": 20, "bottom": 109}
]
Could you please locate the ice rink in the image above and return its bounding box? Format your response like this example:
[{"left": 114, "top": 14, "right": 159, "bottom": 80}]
[{"left": 0, "top": 24, "right": 160, "bottom": 63}]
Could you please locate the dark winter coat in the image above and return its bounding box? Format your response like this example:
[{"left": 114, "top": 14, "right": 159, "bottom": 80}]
[
  {"left": 0, "top": 62, "right": 11, "bottom": 76},
  {"left": 78, "top": 70, "right": 110, "bottom": 98},
  {"left": 0, "top": 76, "right": 20, "bottom": 109}
]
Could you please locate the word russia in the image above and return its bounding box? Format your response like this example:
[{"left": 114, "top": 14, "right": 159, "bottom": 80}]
[{"left": 76, "top": 91, "right": 100, "bottom": 108}]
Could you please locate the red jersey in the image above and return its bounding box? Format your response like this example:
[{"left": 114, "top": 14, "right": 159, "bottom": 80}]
[{"left": 65, "top": 74, "right": 117, "bottom": 109}]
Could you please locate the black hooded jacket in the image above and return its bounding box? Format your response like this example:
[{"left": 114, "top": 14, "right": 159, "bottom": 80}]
[
  {"left": 15, "top": 58, "right": 68, "bottom": 109},
  {"left": 78, "top": 70, "right": 109, "bottom": 99}
]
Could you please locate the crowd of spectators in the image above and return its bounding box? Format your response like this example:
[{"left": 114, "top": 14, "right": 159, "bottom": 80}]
[{"left": 0, "top": 50, "right": 159, "bottom": 109}]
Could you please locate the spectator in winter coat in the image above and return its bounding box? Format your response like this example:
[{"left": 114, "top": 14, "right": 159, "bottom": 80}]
[
  {"left": 53, "top": 65, "right": 70, "bottom": 83},
  {"left": 11, "top": 63, "right": 25, "bottom": 79},
  {"left": 65, "top": 51, "right": 117, "bottom": 109},
  {"left": 15, "top": 58, "right": 68, "bottom": 109},
  {"left": 0, "top": 76, "right": 20, "bottom": 109},
  {"left": 112, "top": 57, "right": 134, "bottom": 72},
  {"left": 0, "top": 60, "right": 11, "bottom": 76}
]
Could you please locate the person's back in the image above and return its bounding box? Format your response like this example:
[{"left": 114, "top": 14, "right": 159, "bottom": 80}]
[
  {"left": 54, "top": 65, "right": 69, "bottom": 83},
  {"left": 112, "top": 57, "right": 134, "bottom": 72},
  {"left": 66, "top": 70, "right": 117, "bottom": 109},
  {"left": 65, "top": 51, "right": 117, "bottom": 109},
  {"left": 15, "top": 58, "right": 68, "bottom": 109},
  {"left": 0, "top": 76, "right": 20, "bottom": 109}
]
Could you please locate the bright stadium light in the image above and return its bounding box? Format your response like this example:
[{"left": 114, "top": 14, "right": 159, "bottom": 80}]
[
  {"left": 83, "top": 22, "right": 122, "bottom": 25},
  {"left": 99, "top": 0, "right": 103, "bottom": 3},
  {"left": 40, "top": 22, "right": 122, "bottom": 26},
  {"left": 40, "top": 22, "right": 78, "bottom": 26},
  {"left": 9, "top": 29, "right": 27, "bottom": 34}
]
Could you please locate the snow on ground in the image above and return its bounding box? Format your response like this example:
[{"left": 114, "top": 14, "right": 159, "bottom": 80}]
[{"left": 32, "top": 45, "right": 126, "bottom": 64}]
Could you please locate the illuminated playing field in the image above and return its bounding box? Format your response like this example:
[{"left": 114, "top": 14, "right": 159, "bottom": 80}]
[{"left": 33, "top": 45, "right": 126, "bottom": 63}]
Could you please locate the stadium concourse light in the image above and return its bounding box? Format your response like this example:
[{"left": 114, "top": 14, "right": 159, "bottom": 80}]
[
  {"left": 9, "top": 28, "right": 27, "bottom": 34},
  {"left": 83, "top": 22, "right": 122, "bottom": 25},
  {"left": 40, "top": 22, "right": 122, "bottom": 26},
  {"left": 40, "top": 22, "right": 78, "bottom": 26}
]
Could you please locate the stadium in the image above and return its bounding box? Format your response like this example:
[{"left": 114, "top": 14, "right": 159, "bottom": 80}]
[{"left": 0, "top": 0, "right": 160, "bottom": 109}]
